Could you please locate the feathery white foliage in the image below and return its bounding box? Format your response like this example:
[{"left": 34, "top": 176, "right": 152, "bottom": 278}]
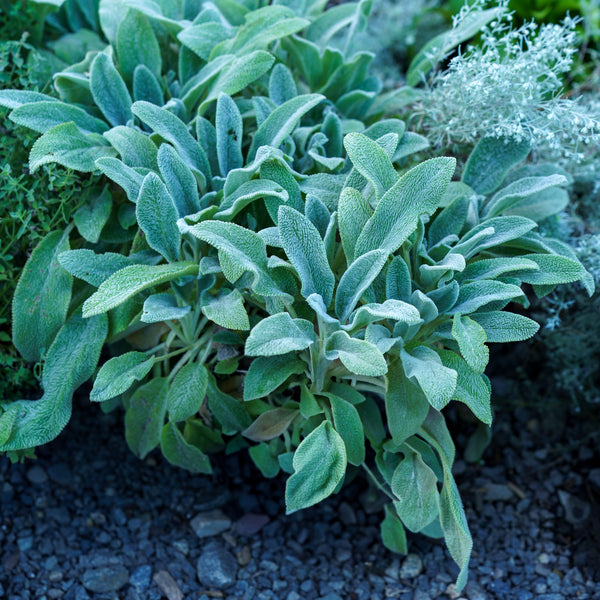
[{"left": 412, "top": 0, "right": 600, "bottom": 161}]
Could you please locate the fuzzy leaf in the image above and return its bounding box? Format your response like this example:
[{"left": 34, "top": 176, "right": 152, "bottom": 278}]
[
  {"left": 73, "top": 187, "right": 112, "bottom": 244},
  {"left": 401, "top": 346, "right": 457, "bottom": 410},
  {"left": 125, "top": 377, "right": 168, "bottom": 459},
  {"left": 381, "top": 504, "right": 408, "bottom": 554},
  {"left": 177, "top": 22, "right": 233, "bottom": 60},
  {"left": 329, "top": 394, "right": 365, "bottom": 466},
  {"left": 160, "top": 422, "right": 212, "bottom": 473},
  {"left": 95, "top": 157, "right": 144, "bottom": 201},
  {"left": 516, "top": 254, "right": 587, "bottom": 286},
  {"left": 469, "top": 311, "right": 539, "bottom": 342},
  {"left": 215, "top": 179, "right": 288, "bottom": 221},
  {"left": 245, "top": 313, "right": 315, "bottom": 356},
  {"left": 58, "top": 249, "right": 131, "bottom": 288},
  {"left": 346, "top": 299, "right": 421, "bottom": 331},
  {"left": 269, "top": 63, "right": 297, "bottom": 105},
  {"left": 0, "top": 90, "right": 59, "bottom": 109},
  {"left": 450, "top": 281, "right": 525, "bottom": 314},
  {"left": 285, "top": 421, "right": 347, "bottom": 513},
  {"left": 242, "top": 408, "right": 299, "bottom": 442},
  {"left": 216, "top": 92, "right": 243, "bottom": 176},
  {"left": 202, "top": 288, "right": 250, "bottom": 330},
  {"left": 206, "top": 375, "right": 251, "bottom": 434},
  {"left": 142, "top": 293, "right": 190, "bottom": 323},
  {"left": 325, "top": 331, "right": 387, "bottom": 376},
  {"left": 278, "top": 206, "right": 335, "bottom": 306},
  {"left": 355, "top": 158, "right": 455, "bottom": 257},
  {"left": 451, "top": 315, "right": 488, "bottom": 373},
  {"left": 335, "top": 249, "right": 388, "bottom": 323},
  {"left": 167, "top": 363, "right": 208, "bottom": 422},
  {"left": 91, "top": 351, "right": 155, "bottom": 402},
  {"left": 157, "top": 144, "right": 201, "bottom": 217},
  {"left": 83, "top": 262, "right": 198, "bottom": 317},
  {"left": 12, "top": 230, "right": 72, "bottom": 363},
  {"left": 391, "top": 451, "right": 439, "bottom": 532},
  {"left": 244, "top": 355, "right": 305, "bottom": 401},
  {"left": 90, "top": 52, "right": 133, "bottom": 127},
  {"left": 104, "top": 126, "right": 158, "bottom": 169},
  {"left": 30, "top": 122, "right": 116, "bottom": 172},
  {"left": 136, "top": 173, "right": 181, "bottom": 262}
]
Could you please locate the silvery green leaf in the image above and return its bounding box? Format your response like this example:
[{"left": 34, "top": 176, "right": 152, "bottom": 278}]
[
  {"left": 12, "top": 230, "right": 72, "bottom": 363},
  {"left": 365, "top": 324, "right": 398, "bottom": 354},
  {"left": 99, "top": 0, "right": 131, "bottom": 43},
  {"left": 306, "top": 293, "right": 340, "bottom": 328},
  {"left": 142, "top": 293, "right": 190, "bottom": 323},
  {"left": 73, "top": 187, "right": 112, "bottom": 243},
  {"left": 328, "top": 394, "right": 365, "bottom": 466},
  {"left": 0, "top": 312, "right": 107, "bottom": 452},
  {"left": 95, "top": 157, "right": 144, "bottom": 202},
  {"left": 386, "top": 256, "right": 412, "bottom": 303},
  {"left": 260, "top": 158, "right": 303, "bottom": 221},
  {"left": 516, "top": 254, "right": 587, "bottom": 286},
  {"left": 401, "top": 346, "right": 457, "bottom": 411},
  {"left": 278, "top": 206, "right": 335, "bottom": 306},
  {"left": 0, "top": 90, "right": 59, "bottom": 109},
  {"left": 215, "top": 92, "right": 243, "bottom": 176},
  {"left": 90, "top": 52, "right": 133, "bottom": 127},
  {"left": 439, "top": 474, "right": 472, "bottom": 592},
  {"left": 428, "top": 281, "right": 460, "bottom": 314},
  {"left": 269, "top": 63, "right": 297, "bottom": 105},
  {"left": 411, "top": 290, "right": 438, "bottom": 324},
  {"left": 196, "top": 116, "right": 219, "bottom": 177},
  {"left": 457, "top": 257, "right": 539, "bottom": 283},
  {"left": 300, "top": 385, "right": 322, "bottom": 418},
  {"left": 132, "top": 101, "right": 212, "bottom": 179},
  {"left": 91, "top": 351, "right": 154, "bottom": 402},
  {"left": 117, "top": 9, "right": 162, "bottom": 83},
  {"left": 242, "top": 408, "right": 299, "bottom": 442},
  {"left": 133, "top": 64, "right": 164, "bottom": 105},
  {"left": 160, "top": 422, "right": 212, "bottom": 473},
  {"left": 249, "top": 93, "right": 325, "bottom": 159},
  {"left": 345, "top": 299, "right": 421, "bottom": 332},
  {"left": 450, "top": 281, "right": 525, "bottom": 314},
  {"left": 215, "top": 179, "right": 288, "bottom": 221},
  {"left": 136, "top": 173, "right": 181, "bottom": 262},
  {"left": 337, "top": 187, "right": 372, "bottom": 262},
  {"left": 502, "top": 186, "right": 569, "bottom": 221},
  {"left": 462, "top": 136, "right": 531, "bottom": 195},
  {"left": 157, "top": 144, "right": 201, "bottom": 217},
  {"left": 189, "top": 221, "right": 289, "bottom": 299},
  {"left": 245, "top": 313, "right": 315, "bottom": 356},
  {"left": 202, "top": 288, "right": 250, "bottom": 330},
  {"left": 355, "top": 157, "right": 455, "bottom": 257},
  {"left": 325, "top": 331, "right": 387, "bottom": 377},
  {"left": 125, "top": 377, "right": 168, "bottom": 459},
  {"left": 451, "top": 314, "right": 488, "bottom": 374},
  {"left": 356, "top": 396, "right": 386, "bottom": 448},
  {"left": 344, "top": 132, "right": 397, "bottom": 202},
  {"left": 30, "top": 122, "right": 117, "bottom": 172},
  {"left": 9, "top": 101, "right": 108, "bottom": 135},
  {"left": 299, "top": 173, "right": 345, "bottom": 212},
  {"left": 83, "top": 262, "right": 198, "bottom": 317},
  {"left": 469, "top": 311, "right": 539, "bottom": 342},
  {"left": 58, "top": 249, "right": 131, "bottom": 287},
  {"left": 167, "top": 363, "right": 208, "bottom": 422},
  {"left": 335, "top": 250, "right": 388, "bottom": 323},
  {"left": 392, "top": 131, "right": 430, "bottom": 162},
  {"left": 178, "top": 22, "right": 233, "bottom": 60},
  {"left": 453, "top": 216, "right": 537, "bottom": 258},
  {"left": 428, "top": 195, "right": 469, "bottom": 247},
  {"left": 249, "top": 443, "right": 280, "bottom": 478},
  {"left": 419, "top": 253, "right": 466, "bottom": 289},
  {"left": 243, "top": 355, "right": 305, "bottom": 401},
  {"left": 437, "top": 349, "right": 492, "bottom": 425},
  {"left": 122, "top": 0, "right": 184, "bottom": 34},
  {"left": 206, "top": 374, "right": 251, "bottom": 434},
  {"left": 381, "top": 504, "right": 408, "bottom": 554},
  {"left": 386, "top": 359, "right": 429, "bottom": 445},
  {"left": 304, "top": 195, "right": 330, "bottom": 238},
  {"left": 482, "top": 175, "right": 567, "bottom": 219},
  {"left": 199, "top": 50, "right": 276, "bottom": 113},
  {"left": 285, "top": 421, "right": 347, "bottom": 513},
  {"left": 391, "top": 450, "right": 439, "bottom": 532},
  {"left": 104, "top": 125, "right": 158, "bottom": 169}
]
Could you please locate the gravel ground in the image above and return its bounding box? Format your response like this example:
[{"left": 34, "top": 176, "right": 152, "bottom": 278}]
[{"left": 1, "top": 367, "right": 599, "bottom": 600}]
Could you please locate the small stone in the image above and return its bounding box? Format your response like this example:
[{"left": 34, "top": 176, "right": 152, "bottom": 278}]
[
  {"left": 412, "top": 591, "right": 432, "bottom": 600},
  {"left": 47, "top": 463, "right": 73, "bottom": 486},
  {"left": 557, "top": 490, "right": 590, "bottom": 525},
  {"left": 339, "top": 502, "right": 357, "bottom": 525},
  {"left": 465, "top": 581, "right": 486, "bottom": 600},
  {"left": 286, "top": 593, "right": 301, "bottom": 600},
  {"left": 190, "top": 509, "right": 232, "bottom": 539},
  {"left": 82, "top": 566, "right": 129, "bottom": 593},
  {"left": 589, "top": 468, "right": 600, "bottom": 489},
  {"left": 48, "top": 590, "right": 64, "bottom": 599},
  {"left": 384, "top": 559, "right": 400, "bottom": 580},
  {"left": 196, "top": 541, "right": 237, "bottom": 589},
  {"left": 130, "top": 565, "right": 152, "bottom": 590},
  {"left": 237, "top": 545, "right": 251, "bottom": 567},
  {"left": 153, "top": 570, "right": 183, "bottom": 600},
  {"left": 27, "top": 465, "right": 48, "bottom": 484},
  {"left": 400, "top": 554, "right": 423, "bottom": 579},
  {"left": 538, "top": 552, "right": 551, "bottom": 564},
  {"left": 172, "top": 540, "right": 189, "bottom": 555},
  {"left": 482, "top": 483, "right": 513, "bottom": 502},
  {"left": 17, "top": 537, "right": 33, "bottom": 552},
  {"left": 445, "top": 583, "right": 460, "bottom": 599},
  {"left": 235, "top": 513, "right": 270, "bottom": 536},
  {"left": 48, "top": 571, "right": 63, "bottom": 582}
]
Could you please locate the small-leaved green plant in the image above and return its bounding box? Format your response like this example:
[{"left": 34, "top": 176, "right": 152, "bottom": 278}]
[{"left": 0, "top": 0, "right": 594, "bottom": 591}]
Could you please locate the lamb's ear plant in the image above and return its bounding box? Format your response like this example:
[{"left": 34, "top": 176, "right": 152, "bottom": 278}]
[{"left": 0, "top": 0, "right": 594, "bottom": 592}]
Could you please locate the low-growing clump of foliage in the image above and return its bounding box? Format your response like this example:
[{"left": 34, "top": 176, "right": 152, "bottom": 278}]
[{"left": 0, "top": 0, "right": 594, "bottom": 590}]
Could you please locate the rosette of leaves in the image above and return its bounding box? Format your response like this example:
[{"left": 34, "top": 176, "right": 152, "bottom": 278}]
[{"left": 185, "top": 132, "right": 591, "bottom": 589}]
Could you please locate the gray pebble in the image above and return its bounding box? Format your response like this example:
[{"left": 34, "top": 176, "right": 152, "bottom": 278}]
[
  {"left": 190, "top": 509, "right": 232, "bottom": 538},
  {"left": 129, "top": 565, "right": 152, "bottom": 590},
  {"left": 483, "top": 483, "right": 513, "bottom": 502},
  {"left": 26, "top": 465, "right": 48, "bottom": 484},
  {"left": 196, "top": 542, "right": 237, "bottom": 589},
  {"left": 82, "top": 566, "right": 129, "bottom": 593},
  {"left": 400, "top": 554, "right": 423, "bottom": 579}
]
